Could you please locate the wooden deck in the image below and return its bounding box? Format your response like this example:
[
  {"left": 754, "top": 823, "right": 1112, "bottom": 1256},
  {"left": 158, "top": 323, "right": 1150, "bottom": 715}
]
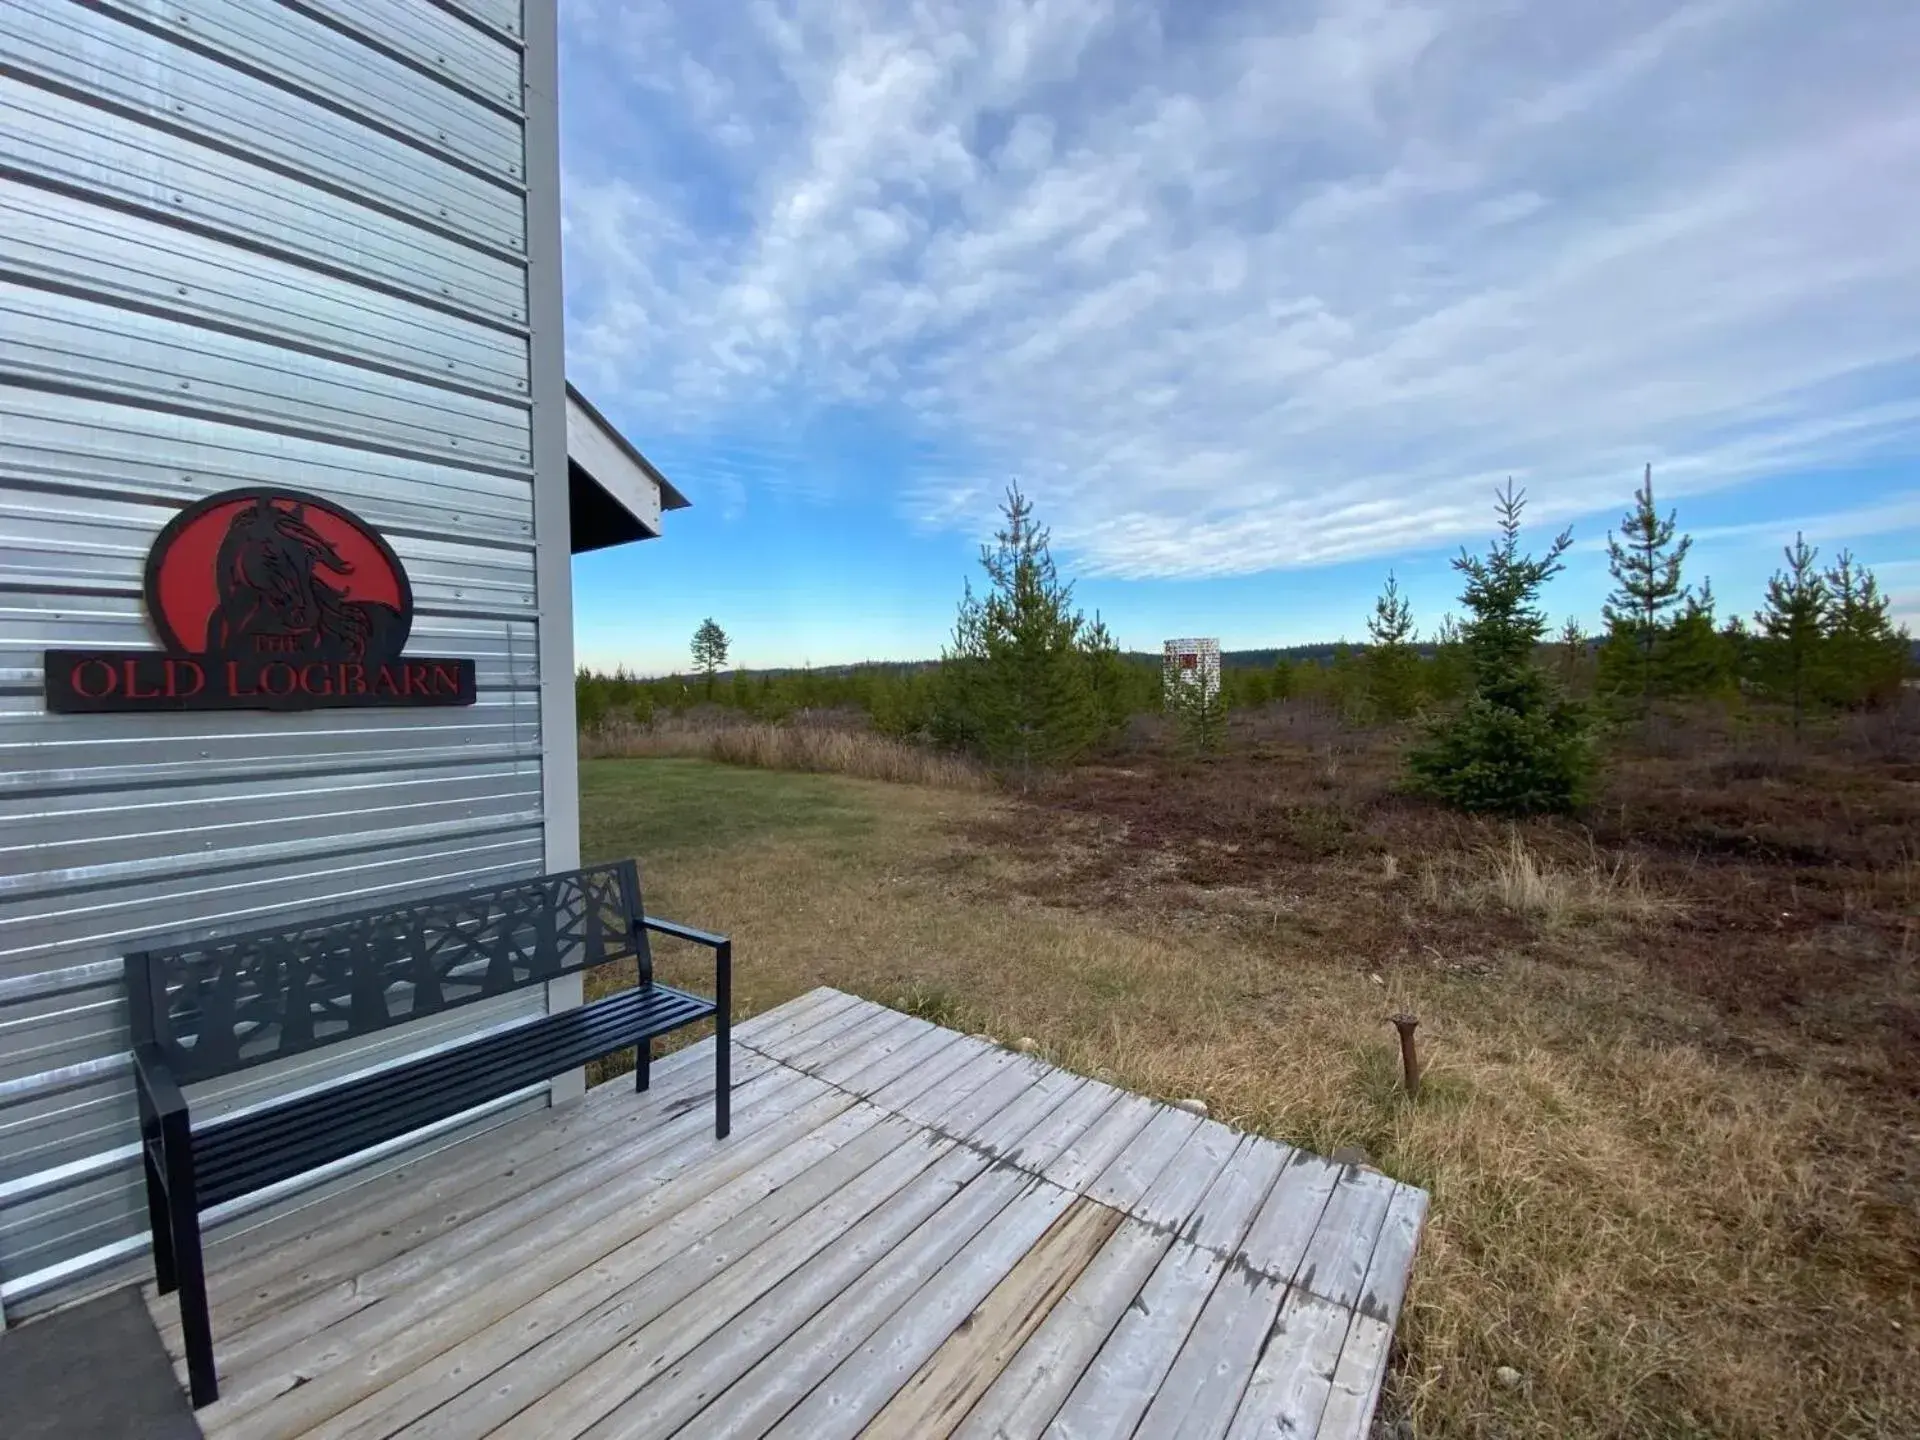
[{"left": 150, "top": 988, "right": 1427, "bottom": 1440}]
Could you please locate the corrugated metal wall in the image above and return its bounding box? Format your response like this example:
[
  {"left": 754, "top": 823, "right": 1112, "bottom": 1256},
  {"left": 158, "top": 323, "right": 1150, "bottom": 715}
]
[{"left": 0, "top": 0, "right": 560, "bottom": 1318}]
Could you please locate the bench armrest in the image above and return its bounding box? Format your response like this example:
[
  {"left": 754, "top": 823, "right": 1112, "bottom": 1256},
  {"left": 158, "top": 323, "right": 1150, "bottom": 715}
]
[
  {"left": 641, "top": 915, "right": 728, "bottom": 950},
  {"left": 132, "top": 1042, "right": 188, "bottom": 1126},
  {"left": 641, "top": 916, "right": 731, "bottom": 1035}
]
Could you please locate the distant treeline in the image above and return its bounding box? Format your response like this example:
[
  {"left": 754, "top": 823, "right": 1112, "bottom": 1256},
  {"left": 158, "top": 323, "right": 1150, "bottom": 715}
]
[
  {"left": 581, "top": 472, "right": 1914, "bottom": 809},
  {"left": 582, "top": 638, "right": 1516, "bottom": 734}
]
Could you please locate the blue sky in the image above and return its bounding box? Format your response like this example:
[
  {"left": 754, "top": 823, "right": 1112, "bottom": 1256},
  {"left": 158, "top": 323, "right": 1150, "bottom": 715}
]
[{"left": 557, "top": 0, "right": 1920, "bottom": 675}]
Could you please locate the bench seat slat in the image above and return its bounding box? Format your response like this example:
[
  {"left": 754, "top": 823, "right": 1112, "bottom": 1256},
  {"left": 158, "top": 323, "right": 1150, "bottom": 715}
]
[{"left": 191, "top": 983, "right": 716, "bottom": 1208}]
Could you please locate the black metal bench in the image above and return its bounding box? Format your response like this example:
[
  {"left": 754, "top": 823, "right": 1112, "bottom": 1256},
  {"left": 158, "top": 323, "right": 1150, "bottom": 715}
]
[{"left": 125, "top": 859, "right": 729, "bottom": 1408}]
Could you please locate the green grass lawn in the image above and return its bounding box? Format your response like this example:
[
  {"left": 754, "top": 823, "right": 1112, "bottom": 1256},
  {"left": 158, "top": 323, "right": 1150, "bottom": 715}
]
[{"left": 580, "top": 757, "right": 878, "bottom": 866}]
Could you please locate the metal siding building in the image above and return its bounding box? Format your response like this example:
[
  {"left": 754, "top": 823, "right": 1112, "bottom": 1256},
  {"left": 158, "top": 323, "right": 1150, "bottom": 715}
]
[{"left": 0, "top": 0, "right": 592, "bottom": 1320}]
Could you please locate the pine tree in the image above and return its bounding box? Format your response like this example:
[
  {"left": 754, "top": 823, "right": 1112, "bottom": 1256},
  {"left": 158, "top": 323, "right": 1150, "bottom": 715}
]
[
  {"left": 1663, "top": 579, "right": 1733, "bottom": 699},
  {"left": 933, "top": 484, "right": 1107, "bottom": 781},
  {"left": 690, "top": 618, "right": 730, "bottom": 697},
  {"left": 1364, "top": 573, "right": 1422, "bottom": 721},
  {"left": 1407, "top": 483, "right": 1596, "bottom": 815},
  {"left": 1425, "top": 614, "right": 1472, "bottom": 704},
  {"left": 1823, "top": 552, "right": 1912, "bottom": 709},
  {"left": 1557, "top": 618, "right": 1588, "bottom": 691},
  {"left": 575, "top": 667, "right": 609, "bottom": 731},
  {"left": 1272, "top": 658, "right": 1298, "bottom": 701},
  {"left": 1326, "top": 642, "right": 1366, "bottom": 721},
  {"left": 1597, "top": 466, "right": 1692, "bottom": 719},
  {"left": 1082, "top": 613, "right": 1134, "bottom": 741},
  {"left": 726, "top": 667, "right": 756, "bottom": 715},
  {"left": 1752, "top": 533, "right": 1831, "bottom": 736},
  {"left": 1719, "top": 612, "right": 1753, "bottom": 693},
  {"left": 1165, "top": 654, "right": 1227, "bottom": 753}
]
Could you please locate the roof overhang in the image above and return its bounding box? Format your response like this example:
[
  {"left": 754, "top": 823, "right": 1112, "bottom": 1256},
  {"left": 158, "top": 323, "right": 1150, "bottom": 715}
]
[{"left": 565, "top": 383, "right": 690, "bottom": 554}]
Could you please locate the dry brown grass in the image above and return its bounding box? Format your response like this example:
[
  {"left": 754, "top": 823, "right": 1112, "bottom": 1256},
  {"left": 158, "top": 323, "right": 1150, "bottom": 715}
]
[
  {"left": 1419, "top": 830, "right": 1678, "bottom": 929},
  {"left": 582, "top": 716, "right": 988, "bottom": 790},
  {"left": 587, "top": 755, "right": 1920, "bottom": 1440}
]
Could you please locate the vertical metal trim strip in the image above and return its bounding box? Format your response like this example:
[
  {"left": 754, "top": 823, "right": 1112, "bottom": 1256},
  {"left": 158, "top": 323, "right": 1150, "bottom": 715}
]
[{"left": 522, "top": 0, "right": 583, "bottom": 1104}]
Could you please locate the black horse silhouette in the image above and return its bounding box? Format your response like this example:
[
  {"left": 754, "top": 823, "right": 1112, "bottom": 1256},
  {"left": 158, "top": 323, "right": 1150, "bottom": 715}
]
[{"left": 206, "top": 496, "right": 402, "bottom": 662}]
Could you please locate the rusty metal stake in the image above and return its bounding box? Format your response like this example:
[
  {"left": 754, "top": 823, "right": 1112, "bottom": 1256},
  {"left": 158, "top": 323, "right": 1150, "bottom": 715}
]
[{"left": 1390, "top": 1013, "right": 1421, "bottom": 1099}]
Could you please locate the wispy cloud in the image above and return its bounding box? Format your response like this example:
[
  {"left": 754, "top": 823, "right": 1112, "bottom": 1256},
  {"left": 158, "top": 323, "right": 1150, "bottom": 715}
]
[
  {"left": 559, "top": 0, "right": 1920, "bottom": 577},
  {"left": 1571, "top": 487, "right": 1920, "bottom": 557}
]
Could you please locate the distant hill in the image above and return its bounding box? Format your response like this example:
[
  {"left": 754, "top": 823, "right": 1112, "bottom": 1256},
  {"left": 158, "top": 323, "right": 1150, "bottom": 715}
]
[
  {"left": 1123, "top": 643, "right": 1362, "bottom": 668},
  {"left": 671, "top": 659, "right": 940, "bottom": 683}
]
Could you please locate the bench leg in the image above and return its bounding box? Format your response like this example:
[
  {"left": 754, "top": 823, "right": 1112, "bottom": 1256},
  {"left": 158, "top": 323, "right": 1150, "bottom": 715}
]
[
  {"left": 172, "top": 1207, "right": 218, "bottom": 1407},
  {"left": 636, "top": 1038, "right": 651, "bottom": 1093},
  {"left": 715, "top": 939, "right": 732, "bottom": 1140},
  {"left": 141, "top": 1141, "right": 177, "bottom": 1295},
  {"left": 161, "top": 1113, "right": 218, "bottom": 1407}
]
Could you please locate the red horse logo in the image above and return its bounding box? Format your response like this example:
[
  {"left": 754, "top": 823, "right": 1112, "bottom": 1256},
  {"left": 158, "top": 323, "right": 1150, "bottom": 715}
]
[{"left": 206, "top": 496, "right": 401, "bottom": 663}]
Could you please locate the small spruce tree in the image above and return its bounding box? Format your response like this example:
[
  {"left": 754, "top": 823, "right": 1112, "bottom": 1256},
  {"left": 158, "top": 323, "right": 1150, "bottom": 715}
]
[
  {"left": 1164, "top": 656, "right": 1227, "bottom": 753},
  {"left": 1557, "top": 617, "right": 1588, "bottom": 691},
  {"left": 1596, "top": 465, "right": 1692, "bottom": 720},
  {"left": 1272, "top": 657, "right": 1298, "bottom": 701},
  {"left": 1425, "top": 613, "right": 1472, "bottom": 704},
  {"left": 1326, "top": 642, "right": 1366, "bottom": 721},
  {"left": 1240, "top": 666, "right": 1274, "bottom": 708},
  {"left": 1719, "top": 612, "right": 1753, "bottom": 692},
  {"left": 726, "top": 667, "right": 755, "bottom": 714},
  {"left": 1407, "top": 483, "right": 1596, "bottom": 815},
  {"left": 1822, "top": 551, "right": 1911, "bottom": 709},
  {"left": 575, "top": 667, "right": 609, "bottom": 731},
  {"left": 933, "top": 484, "right": 1110, "bottom": 782},
  {"left": 1753, "top": 533, "right": 1831, "bottom": 737},
  {"left": 1663, "top": 579, "right": 1734, "bottom": 700},
  {"left": 1082, "top": 613, "right": 1134, "bottom": 743},
  {"left": 1364, "top": 573, "right": 1422, "bottom": 722}
]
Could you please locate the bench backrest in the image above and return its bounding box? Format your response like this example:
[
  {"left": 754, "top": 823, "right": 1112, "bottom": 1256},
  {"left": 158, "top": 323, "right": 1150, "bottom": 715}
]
[{"left": 125, "top": 860, "right": 650, "bottom": 1083}]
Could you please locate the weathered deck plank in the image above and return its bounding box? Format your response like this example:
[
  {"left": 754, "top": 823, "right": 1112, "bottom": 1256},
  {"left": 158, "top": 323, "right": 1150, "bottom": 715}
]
[
  {"left": 758, "top": 1179, "right": 1081, "bottom": 1440},
  {"left": 1222, "top": 1288, "right": 1354, "bottom": 1439},
  {"left": 201, "top": 1085, "right": 858, "bottom": 1437},
  {"left": 582, "top": 1149, "right": 996, "bottom": 1440},
  {"left": 739, "top": 989, "right": 863, "bottom": 1056},
  {"left": 169, "top": 1049, "right": 791, "bottom": 1350},
  {"left": 950, "top": 1218, "right": 1175, "bottom": 1440},
  {"left": 1132, "top": 1267, "right": 1290, "bottom": 1440},
  {"left": 1237, "top": 1148, "right": 1344, "bottom": 1284},
  {"left": 857, "top": 1198, "right": 1124, "bottom": 1440},
  {"left": 185, "top": 1063, "right": 824, "bottom": 1386},
  {"left": 672, "top": 1166, "right": 1046, "bottom": 1440},
  {"left": 398, "top": 1120, "right": 940, "bottom": 1440},
  {"left": 1045, "top": 1129, "right": 1280, "bottom": 1440},
  {"left": 502, "top": 1134, "right": 962, "bottom": 1440},
  {"left": 151, "top": 988, "right": 1423, "bottom": 1440},
  {"left": 160, "top": 1036, "right": 757, "bottom": 1337}
]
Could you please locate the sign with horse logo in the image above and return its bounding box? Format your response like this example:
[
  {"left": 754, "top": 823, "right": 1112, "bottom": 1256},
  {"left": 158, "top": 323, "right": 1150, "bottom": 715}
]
[{"left": 43, "top": 489, "right": 478, "bottom": 712}]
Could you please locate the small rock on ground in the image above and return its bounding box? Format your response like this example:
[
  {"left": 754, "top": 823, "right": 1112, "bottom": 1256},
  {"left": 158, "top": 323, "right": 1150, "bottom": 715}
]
[{"left": 1495, "top": 1366, "right": 1524, "bottom": 1389}]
